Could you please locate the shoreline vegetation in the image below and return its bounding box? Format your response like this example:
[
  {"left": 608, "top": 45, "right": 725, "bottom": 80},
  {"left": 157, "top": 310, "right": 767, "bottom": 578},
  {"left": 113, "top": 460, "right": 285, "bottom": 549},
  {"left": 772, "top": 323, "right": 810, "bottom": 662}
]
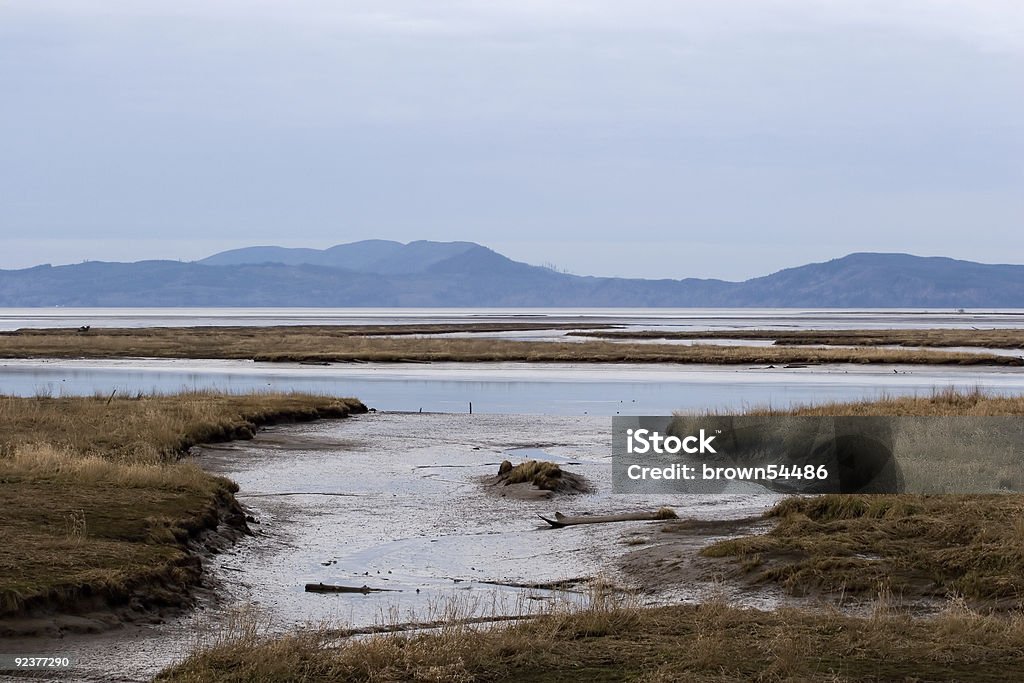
[
  {"left": 159, "top": 598, "right": 1024, "bottom": 682},
  {"left": 0, "top": 392, "right": 365, "bottom": 636},
  {"left": 1, "top": 325, "right": 1022, "bottom": 366},
  {"left": 570, "top": 327, "right": 1024, "bottom": 349},
  {"left": 160, "top": 390, "right": 1024, "bottom": 682},
  {"left": 687, "top": 391, "right": 1024, "bottom": 607}
]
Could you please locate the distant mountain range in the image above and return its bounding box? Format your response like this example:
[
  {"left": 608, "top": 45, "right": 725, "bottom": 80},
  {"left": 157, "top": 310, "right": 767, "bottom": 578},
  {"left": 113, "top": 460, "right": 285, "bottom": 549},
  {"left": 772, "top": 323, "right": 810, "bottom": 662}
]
[{"left": 1, "top": 240, "right": 1022, "bottom": 307}]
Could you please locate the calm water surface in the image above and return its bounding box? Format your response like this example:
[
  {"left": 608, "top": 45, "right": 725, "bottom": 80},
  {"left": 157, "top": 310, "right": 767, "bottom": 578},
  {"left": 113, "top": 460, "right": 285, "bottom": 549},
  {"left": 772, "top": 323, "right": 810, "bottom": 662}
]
[
  {"left": 3, "top": 358, "right": 1024, "bottom": 414},
  {"left": 3, "top": 308, "right": 1021, "bottom": 414}
]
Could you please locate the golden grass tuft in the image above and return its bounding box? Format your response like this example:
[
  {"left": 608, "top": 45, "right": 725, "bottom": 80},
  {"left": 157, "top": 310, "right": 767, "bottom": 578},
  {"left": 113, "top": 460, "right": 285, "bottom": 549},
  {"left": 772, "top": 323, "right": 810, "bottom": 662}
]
[
  {"left": 653, "top": 506, "right": 679, "bottom": 520},
  {"left": 498, "top": 460, "right": 564, "bottom": 490},
  {"left": 2, "top": 443, "right": 214, "bottom": 492}
]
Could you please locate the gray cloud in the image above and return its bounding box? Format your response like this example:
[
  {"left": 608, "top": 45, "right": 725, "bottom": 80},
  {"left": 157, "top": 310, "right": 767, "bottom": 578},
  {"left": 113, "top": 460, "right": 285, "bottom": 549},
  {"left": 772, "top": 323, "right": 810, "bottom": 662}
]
[{"left": 1, "top": 1, "right": 1021, "bottom": 278}]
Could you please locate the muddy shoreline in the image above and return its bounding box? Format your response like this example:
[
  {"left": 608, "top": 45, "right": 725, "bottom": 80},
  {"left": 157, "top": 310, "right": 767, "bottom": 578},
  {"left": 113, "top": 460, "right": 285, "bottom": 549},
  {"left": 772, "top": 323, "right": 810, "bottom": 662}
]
[
  {"left": 0, "top": 402, "right": 367, "bottom": 640},
  {"left": 0, "top": 489, "right": 250, "bottom": 640},
  {"left": 619, "top": 516, "right": 781, "bottom": 602},
  {"left": 188, "top": 413, "right": 780, "bottom": 626}
]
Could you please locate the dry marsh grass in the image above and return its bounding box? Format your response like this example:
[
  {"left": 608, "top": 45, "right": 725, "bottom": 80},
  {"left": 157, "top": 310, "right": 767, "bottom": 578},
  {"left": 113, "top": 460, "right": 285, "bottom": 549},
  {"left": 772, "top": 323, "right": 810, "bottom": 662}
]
[
  {"left": 0, "top": 325, "right": 1019, "bottom": 366},
  {"left": 676, "top": 390, "right": 1024, "bottom": 493},
  {"left": 890, "top": 418, "right": 1022, "bottom": 493},
  {"left": 0, "top": 392, "right": 365, "bottom": 621},
  {"left": 498, "top": 459, "right": 565, "bottom": 490},
  {"left": 4, "top": 443, "right": 214, "bottom": 492},
  {"left": 695, "top": 390, "right": 1024, "bottom": 604},
  {"left": 159, "top": 596, "right": 1024, "bottom": 682},
  {"left": 740, "top": 387, "right": 1024, "bottom": 417},
  {"left": 702, "top": 494, "right": 1024, "bottom": 602},
  {"left": 0, "top": 392, "right": 364, "bottom": 464},
  {"left": 571, "top": 327, "right": 1024, "bottom": 349}
]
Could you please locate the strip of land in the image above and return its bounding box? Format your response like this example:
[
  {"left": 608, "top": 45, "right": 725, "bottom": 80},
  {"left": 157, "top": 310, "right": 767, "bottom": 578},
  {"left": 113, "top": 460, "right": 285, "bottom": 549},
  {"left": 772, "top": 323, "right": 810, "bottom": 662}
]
[
  {"left": 0, "top": 392, "right": 365, "bottom": 636},
  {"left": 0, "top": 325, "right": 1020, "bottom": 365},
  {"left": 570, "top": 327, "right": 1024, "bottom": 349}
]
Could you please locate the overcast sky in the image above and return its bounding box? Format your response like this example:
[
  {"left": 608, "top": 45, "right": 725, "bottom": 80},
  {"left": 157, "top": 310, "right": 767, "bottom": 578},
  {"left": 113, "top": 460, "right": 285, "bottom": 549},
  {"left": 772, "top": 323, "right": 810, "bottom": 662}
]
[{"left": 1, "top": 1, "right": 1021, "bottom": 280}]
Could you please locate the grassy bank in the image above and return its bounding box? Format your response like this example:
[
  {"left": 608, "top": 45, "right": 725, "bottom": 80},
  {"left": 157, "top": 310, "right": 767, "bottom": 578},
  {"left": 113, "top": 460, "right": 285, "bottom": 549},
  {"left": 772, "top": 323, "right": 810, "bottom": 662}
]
[
  {"left": 0, "top": 392, "right": 365, "bottom": 630},
  {"left": 741, "top": 390, "right": 1024, "bottom": 416},
  {"left": 571, "top": 327, "right": 1024, "bottom": 349},
  {"left": 160, "top": 598, "right": 1024, "bottom": 682},
  {"left": 1, "top": 325, "right": 1020, "bottom": 365},
  {"left": 688, "top": 391, "right": 1024, "bottom": 603},
  {"left": 703, "top": 494, "right": 1024, "bottom": 603}
]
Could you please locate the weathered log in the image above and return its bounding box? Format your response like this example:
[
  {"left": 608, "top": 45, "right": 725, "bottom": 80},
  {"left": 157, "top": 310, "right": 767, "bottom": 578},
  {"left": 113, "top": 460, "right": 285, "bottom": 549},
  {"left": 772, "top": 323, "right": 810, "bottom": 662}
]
[
  {"left": 304, "top": 582, "right": 399, "bottom": 594},
  {"left": 538, "top": 509, "right": 675, "bottom": 528}
]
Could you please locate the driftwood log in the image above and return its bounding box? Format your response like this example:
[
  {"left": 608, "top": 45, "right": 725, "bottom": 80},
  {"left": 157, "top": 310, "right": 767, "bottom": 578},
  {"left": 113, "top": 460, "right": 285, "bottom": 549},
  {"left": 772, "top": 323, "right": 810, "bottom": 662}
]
[
  {"left": 304, "top": 582, "right": 399, "bottom": 594},
  {"left": 538, "top": 510, "right": 675, "bottom": 528}
]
